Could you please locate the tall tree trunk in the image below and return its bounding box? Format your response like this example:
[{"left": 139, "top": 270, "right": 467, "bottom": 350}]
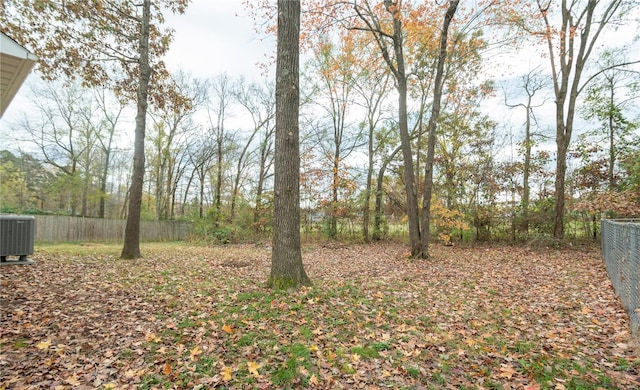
[
  {"left": 215, "top": 137, "right": 223, "bottom": 224},
  {"left": 231, "top": 127, "right": 258, "bottom": 222},
  {"left": 397, "top": 73, "right": 421, "bottom": 256},
  {"left": 121, "top": 0, "right": 151, "bottom": 259},
  {"left": 198, "top": 167, "right": 205, "bottom": 218},
  {"left": 82, "top": 168, "right": 90, "bottom": 216},
  {"left": 373, "top": 145, "right": 401, "bottom": 241},
  {"left": 329, "top": 154, "right": 339, "bottom": 239},
  {"left": 155, "top": 149, "right": 165, "bottom": 220},
  {"left": 363, "top": 119, "right": 374, "bottom": 243},
  {"left": 607, "top": 80, "right": 616, "bottom": 190},
  {"left": 254, "top": 176, "right": 265, "bottom": 228},
  {"left": 386, "top": 1, "right": 422, "bottom": 257},
  {"left": 522, "top": 103, "right": 532, "bottom": 233},
  {"left": 254, "top": 148, "right": 267, "bottom": 230},
  {"left": 99, "top": 148, "right": 111, "bottom": 218},
  {"left": 269, "top": 0, "right": 310, "bottom": 289},
  {"left": 420, "top": 0, "right": 459, "bottom": 258},
  {"left": 553, "top": 130, "right": 568, "bottom": 238}
]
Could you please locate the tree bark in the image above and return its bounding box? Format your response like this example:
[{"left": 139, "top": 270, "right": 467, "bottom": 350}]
[
  {"left": 363, "top": 118, "right": 374, "bottom": 242},
  {"left": 269, "top": 0, "right": 311, "bottom": 289},
  {"left": 384, "top": 1, "right": 422, "bottom": 257},
  {"left": 607, "top": 78, "right": 616, "bottom": 190},
  {"left": 420, "top": 0, "right": 459, "bottom": 258},
  {"left": 373, "top": 145, "right": 401, "bottom": 241},
  {"left": 121, "top": 0, "right": 151, "bottom": 259},
  {"left": 254, "top": 136, "right": 272, "bottom": 231}
]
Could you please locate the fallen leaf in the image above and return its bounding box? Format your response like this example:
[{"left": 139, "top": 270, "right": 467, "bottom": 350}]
[
  {"left": 36, "top": 339, "right": 52, "bottom": 350},
  {"left": 222, "top": 324, "right": 233, "bottom": 333},
  {"left": 247, "top": 361, "right": 261, "bottom": 377},
  {"left": 499, "top": 363, "right": 517, "bottom": 379},
  {"left": 190, "top": 346, "right": 203, "bottom": 360},
  {"left": 65, "top": 376, "right": 81, "bottom": 386},
  {"left": 144, "top": 333, "right": 160, "bottom": 342},
  {"left": 221, "top": 365, "right": 233, "bottom": 382}
]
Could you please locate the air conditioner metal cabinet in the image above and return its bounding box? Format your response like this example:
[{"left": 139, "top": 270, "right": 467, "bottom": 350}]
[{"left": 0, "top": 215, "right": 35, "bottom": 262}]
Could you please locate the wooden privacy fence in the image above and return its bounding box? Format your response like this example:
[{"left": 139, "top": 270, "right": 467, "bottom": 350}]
[{"left": 34, "top": 215, "right": 193, "bottom": 243}]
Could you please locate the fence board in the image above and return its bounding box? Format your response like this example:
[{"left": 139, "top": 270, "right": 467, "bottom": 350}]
[{"left": 34, "top": 215, "right": 192, "bottom": 243}]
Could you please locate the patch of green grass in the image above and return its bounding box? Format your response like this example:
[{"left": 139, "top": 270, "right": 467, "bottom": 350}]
[
  {"left": 483, "top": 335, "right": 507, "bottom": 350},
  {"left": 372, "top": 341, "right": 391, "bottom": 351},
  {"left": 139, "top": 374, "right": 171, "bottom": 389},
  {"left": 405, "top": 365, "right": 421, "bottom": 378},
  {"left": 418, "top": 315, "right": 433, "bottom": 326},
  {"left": 483, "top": 380, "right": 503, "bottom": 390},
  {"left": 178, "top": 318, "right": 198, "bottom": 329},
  {"left": 271, "top": 363, "right": 297, "bottom": 386},
  {"left": 298, "top": 326, "right": 313, "bottom": 340},
  {"left": 237, "top": 332, "right": 257, "bottom": 347},
  {"left": 12, "top": 338, "right": 29, "bottom": 349},
  {"left": 462, "top": 280, "right": 476, "bottom": 289},
  {"left": 325, "top": 317, "right": 347, "bottom": 327},
  {"left": 270, "top": 343, "right": 313, "bottom": 386},
  {"left": 194, "top": 356, "right": 217, "bottom": 376},
  {"left": 120, "top": 348, "right": 135, "bottom": 360},
  {"left": 615, "top": 357, "right": 631, "bottom": 370},
  {"left": 37, "top": 242, "right": 122, "bottom": 256},
  {"left": 516, "top": 355, "right": 616, "bottom": 388},
  {"left": 512, "top": 340, "right": 535, "bottom": 354},
  {"left": 486, "top": 288, "right": 499, "bottom": 296},
  {"left": 340, "top": 363, "right": 356, "bottom": 374},
  {"left": 566, "top": 376, "right": 613, "bottom": 389},
  {"left": 289, "top": 343, "right": 311, "bottom": 359},
  {"left": 431, "top": 371, "right": 446, "bottom": 385},
  {"left": 351, "top": 345, "right": 380, "bottom": 359},
  {"left": 237, "top": 290, "right": 271, "bottom": 302},
  {"left": 160, "top": 328, "right": 181, "bottom": 343}
]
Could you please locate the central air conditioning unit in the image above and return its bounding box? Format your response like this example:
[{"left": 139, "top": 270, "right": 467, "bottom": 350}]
[{"left": 0, "top": 215, "right": 35, "bottom": 263}]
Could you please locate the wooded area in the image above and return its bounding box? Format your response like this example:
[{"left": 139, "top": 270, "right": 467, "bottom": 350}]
[{"left": 0, "top": 0, "right": 638, "bottom": 253}]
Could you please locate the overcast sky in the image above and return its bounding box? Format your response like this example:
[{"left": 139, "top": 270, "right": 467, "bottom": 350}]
[{"left": 163, "top": 1, "right": 275, "bottom": 80}]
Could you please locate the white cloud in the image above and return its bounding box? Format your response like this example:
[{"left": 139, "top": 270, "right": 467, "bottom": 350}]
[{"left": 163, "top": 1, "right": 275, "bottom": 81}]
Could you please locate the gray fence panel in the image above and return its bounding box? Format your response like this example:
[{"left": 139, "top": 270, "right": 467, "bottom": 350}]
[{"left": 602, "top": 219, "right": 640, "bottom": 335}]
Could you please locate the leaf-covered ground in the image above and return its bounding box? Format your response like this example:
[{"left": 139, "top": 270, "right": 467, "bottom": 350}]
[{"left": 1, "top": 242, "right": 638, "bottom": 389}]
